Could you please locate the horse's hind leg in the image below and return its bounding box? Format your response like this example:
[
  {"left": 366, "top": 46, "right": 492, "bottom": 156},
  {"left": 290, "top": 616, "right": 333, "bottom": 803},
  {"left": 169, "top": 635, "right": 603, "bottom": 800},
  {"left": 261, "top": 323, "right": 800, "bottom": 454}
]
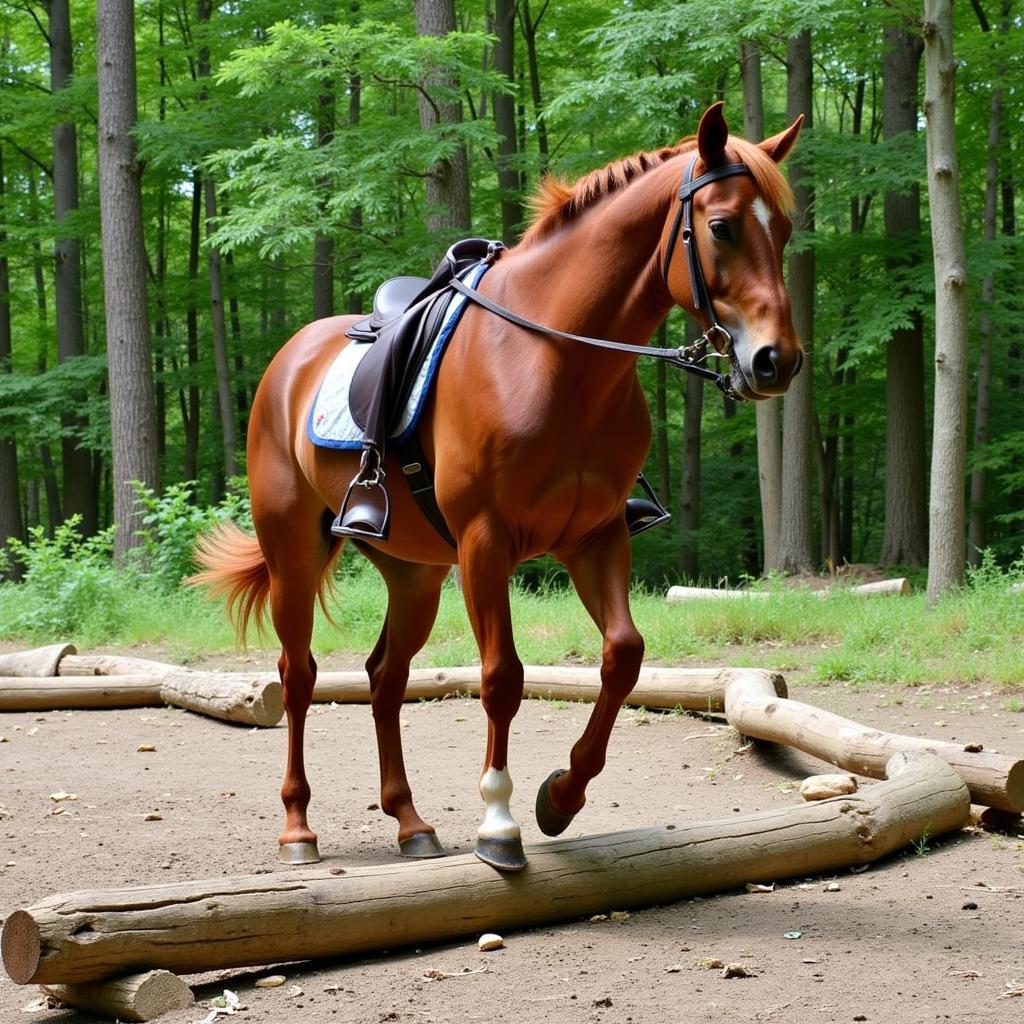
[
  {"left": 358, "top": 545, "right": 450, "bottom": 857},
  {"left": 537, "top": 521, "right": 644, "bottom": 835},
  {"left": 261, "top": 516, "right": 333, "bottom": 865}
]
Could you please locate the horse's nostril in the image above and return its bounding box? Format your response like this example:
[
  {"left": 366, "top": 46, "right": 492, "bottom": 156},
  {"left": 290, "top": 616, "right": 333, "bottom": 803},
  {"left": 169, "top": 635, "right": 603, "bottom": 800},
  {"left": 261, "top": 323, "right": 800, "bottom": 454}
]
[
  {"left": 751, "top": 346, "right": 780, "bottom": 384},
  {"left": 793, "top": 349, "right": 804, "bottom": 377}
]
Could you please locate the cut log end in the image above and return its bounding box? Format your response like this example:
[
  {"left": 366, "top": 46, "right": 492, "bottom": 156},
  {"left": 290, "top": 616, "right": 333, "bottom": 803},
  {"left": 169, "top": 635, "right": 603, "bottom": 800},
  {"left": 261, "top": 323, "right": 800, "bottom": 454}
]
[
  {"left": 1005, "top": 760, "right": 1024, "bottom": 813},
  {"left": 1, "top": 910, "right": 41, "bottom": 985},
  {"left": 41, "top": 969, "right": 194, "bottom": 1022}
]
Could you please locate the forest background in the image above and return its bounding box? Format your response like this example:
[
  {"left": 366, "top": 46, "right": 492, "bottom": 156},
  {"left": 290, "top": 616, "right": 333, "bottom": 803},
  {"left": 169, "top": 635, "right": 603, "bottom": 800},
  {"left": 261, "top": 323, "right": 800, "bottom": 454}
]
[{"left": 0, "top": 0, "right": 1020, "bottom": 607}]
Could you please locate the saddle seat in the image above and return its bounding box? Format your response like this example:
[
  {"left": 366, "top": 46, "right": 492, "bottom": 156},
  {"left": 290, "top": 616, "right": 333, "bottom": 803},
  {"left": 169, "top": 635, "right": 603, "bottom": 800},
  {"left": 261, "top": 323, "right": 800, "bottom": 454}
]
[{"left": 347, "top": 275, "right": 431, "bottom": 342}]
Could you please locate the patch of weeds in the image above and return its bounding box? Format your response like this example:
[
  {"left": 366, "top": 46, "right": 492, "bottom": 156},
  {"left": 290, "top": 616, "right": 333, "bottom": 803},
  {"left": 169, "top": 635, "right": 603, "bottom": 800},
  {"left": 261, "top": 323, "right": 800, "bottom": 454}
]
[
  {"left": 1003, "top": 698, "right": 1023, "bottom": 714},
  {"left": 912, "top": 825, "right": 932, "bottom": 857}
]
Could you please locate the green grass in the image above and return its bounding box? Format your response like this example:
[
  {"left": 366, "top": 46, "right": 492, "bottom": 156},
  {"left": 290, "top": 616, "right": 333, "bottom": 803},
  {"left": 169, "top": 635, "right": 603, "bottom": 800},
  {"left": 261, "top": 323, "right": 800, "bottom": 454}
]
[{"left": 2, "top": 563, "right": 1023, "bottom": 690}]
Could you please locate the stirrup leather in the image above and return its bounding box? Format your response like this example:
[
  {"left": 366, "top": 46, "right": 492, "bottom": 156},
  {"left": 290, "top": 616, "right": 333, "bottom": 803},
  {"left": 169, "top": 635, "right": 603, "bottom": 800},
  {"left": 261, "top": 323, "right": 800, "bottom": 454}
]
[
  {"left": 331, "top": 445, "right": 391, "bottom": 541},
  {"left": 625, "top": 473, "right": 671, "bottom": 537}
]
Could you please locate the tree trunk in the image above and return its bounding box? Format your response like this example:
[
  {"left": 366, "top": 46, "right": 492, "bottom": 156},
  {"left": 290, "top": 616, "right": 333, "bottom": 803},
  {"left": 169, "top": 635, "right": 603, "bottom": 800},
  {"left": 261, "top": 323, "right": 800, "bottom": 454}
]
[
  {"left": 519, "top": 0, "right": 549, "bottom": 171},
  {"left": 923, "top": 0, "right": 969, "bottom": 603},
  {"left": 347, "top": 72, "right": 364, "bottom": 314},
  {"left": 740, "top": 40, "right": 782, "bottom": 573},
  {"left": 48, "top": 0, "right": 97, "bottom": 535},
  {"left": 414, "top": 0, "right": 471, "bottom": 240},
  {"left": 493, "top": 0, "right": 523, "bottom": 242},
  {"left": 777, "top": 30, "right": 815, "bottom": 574},
  {"left": 96, "top": 0, "right": 159, "bottom": 560},
  {"left": 312, "top": 57, "right": 336, "bottom": 320},
  {"left": 0, "top": 145, "right": 23, "bottom": 578},
  {"left": 967, "top": 4, "right": 1008, "bottom": 566},
  {"left": 880, "top": 25, "right": 927, "bottom": 567}
]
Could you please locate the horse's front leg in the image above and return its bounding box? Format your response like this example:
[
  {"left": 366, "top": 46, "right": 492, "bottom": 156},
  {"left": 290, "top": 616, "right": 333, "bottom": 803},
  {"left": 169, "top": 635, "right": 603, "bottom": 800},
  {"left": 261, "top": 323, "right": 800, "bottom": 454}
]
[
  {"left": 537, "top": 519, "right": 644, "bottom": 835},
  {"left": 458, "top": 521, "right": 527, "bottom": 872}
]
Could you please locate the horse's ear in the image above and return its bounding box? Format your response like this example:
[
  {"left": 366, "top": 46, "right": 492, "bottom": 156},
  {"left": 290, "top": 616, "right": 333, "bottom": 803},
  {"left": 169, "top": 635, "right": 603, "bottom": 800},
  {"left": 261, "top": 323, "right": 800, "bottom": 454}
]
[
  {"left": 759, "top": 115, "right": 804, "bottom": 164},
  {"left": 697, "top": 102, "right": 729, "bottom": 166}
]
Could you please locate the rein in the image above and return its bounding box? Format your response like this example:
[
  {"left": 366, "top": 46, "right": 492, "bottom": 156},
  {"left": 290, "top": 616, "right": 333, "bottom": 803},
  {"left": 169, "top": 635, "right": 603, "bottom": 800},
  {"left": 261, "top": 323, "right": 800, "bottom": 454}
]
[{"left": 449, "top": 155, "right": 756, "bottom": 401}]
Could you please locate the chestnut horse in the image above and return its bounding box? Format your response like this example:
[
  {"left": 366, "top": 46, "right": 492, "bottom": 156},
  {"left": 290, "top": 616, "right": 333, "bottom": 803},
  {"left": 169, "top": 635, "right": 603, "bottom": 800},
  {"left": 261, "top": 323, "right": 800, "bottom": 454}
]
[{"left": 195, "top": 103, "right": 804, "bottom": 872}]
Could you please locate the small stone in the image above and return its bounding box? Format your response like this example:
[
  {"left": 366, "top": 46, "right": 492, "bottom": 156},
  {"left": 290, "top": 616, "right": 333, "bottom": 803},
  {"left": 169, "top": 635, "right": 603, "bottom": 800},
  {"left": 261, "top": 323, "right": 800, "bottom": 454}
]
[
  {"left": 329, "top": 867, "right": 347, "bottom": 876},
  {"left": 0, "top": 736, "right": 8, "bottom": 742},
  {"left": 593, "top": 996, "right": 613, "bottom": 1008},
  {"left": 745, "top": 882, "right": 774, "bottom": 894},
  {"left": 589, "top": 914, "right": 608, "bottom": 923},
  {"left": 49, "top": 807, "right": 65, "bottom": 816},
  {"left": 824, "top": 883, "right": 842, "bottom": 892},
  {"left": 696, "top": 958, "right": 724, "bottom": 970},
  {"left": 962, "top": 901, "right": 979, "bottom": 911},
  {"left": 255, "top": 975, "right": 287, "bottom": 989},
  {"left": 287, "top": 985, "right": 304, "bottom": 997},
  {"left": 721, "top": 963, "right": 751, "bottom": 979},
  {"left": 366, "top": 802, "right": 379, "bottom": 811},
  {"left": 478, "top": 932, "right": 504, "bottom": 951},
  {"left": 610, "top": 910, "right": 630, "bottom": 922},
  {"left": 964, "top": 742, "right": 984, "bottom": 753},
  {"left": 799, "top": 774, "right": 858, "bottom": 801},
  {"left": 853, "top": 1016, "right": 867, "bottom": 1022},
  {"left": 49, "top": 792, "right": 77, "bottom": 802},
  {"left": 664, "top": 964, "right": 683, "bottom": 973},
  {"left": 137, "top": 744, "right": 157, "bottom": 753},
  {"left": 783, "top": 931, "right": 802, "bottom": 940},
  {"left": 144, "top": 812, "right": 163, "bottom": 822}
]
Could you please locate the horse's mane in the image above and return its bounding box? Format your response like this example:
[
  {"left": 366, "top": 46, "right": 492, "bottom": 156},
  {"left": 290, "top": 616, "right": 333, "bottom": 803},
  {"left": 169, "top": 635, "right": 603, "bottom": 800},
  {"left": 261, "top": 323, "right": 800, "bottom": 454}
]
[{"left": 519, "top": 135, "right": 795, "bottom": 247}]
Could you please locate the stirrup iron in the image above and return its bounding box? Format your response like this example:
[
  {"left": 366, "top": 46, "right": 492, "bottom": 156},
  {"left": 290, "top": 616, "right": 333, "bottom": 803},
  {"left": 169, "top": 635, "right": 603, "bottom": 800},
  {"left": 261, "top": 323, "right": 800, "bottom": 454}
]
[
  {"left": 625, "top": 472, "right": 671, "bottom": 537},
  {"left": 331, "top": 445, "right": 391, "bottom": 541}
]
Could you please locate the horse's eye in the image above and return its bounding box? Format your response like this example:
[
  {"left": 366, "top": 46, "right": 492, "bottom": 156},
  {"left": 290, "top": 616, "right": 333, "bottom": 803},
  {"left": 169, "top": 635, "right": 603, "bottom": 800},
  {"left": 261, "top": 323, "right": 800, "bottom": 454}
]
[{"left": 710, "top": 220, "right": 731, "bottom": 242}]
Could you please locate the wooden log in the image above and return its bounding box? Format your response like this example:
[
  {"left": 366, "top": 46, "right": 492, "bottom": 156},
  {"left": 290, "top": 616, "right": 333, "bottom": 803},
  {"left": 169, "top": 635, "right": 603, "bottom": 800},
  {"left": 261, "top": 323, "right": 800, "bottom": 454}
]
[
  {"left": 0, "top": 643, "right": 76, "bottom": 677},
  {"left": 40, "top": 970, "right": 193, "bottom": 1022},
  {"left": 59, "top": 653, "right": 183, "bottom": 677},
  {"left": 0, "top": 676, "right": 160, "bottom": 711},
  {"left": 2, "top": 751, "right": 967, "bottom": 986},
  {"left": 0, "top": 672, "right": 282, "bottom": 727},
  {"left": 313, "top": 666, "right": 787, "bottom": 713},
  {"left": 724, "top": 670, "right": 1024, "bottom": 813},
  {"left": 667, "top": 579, "right": 910, "bottom": 603},
  {"left": 157, "top": 671, "right": 283, "bottom": 728}
]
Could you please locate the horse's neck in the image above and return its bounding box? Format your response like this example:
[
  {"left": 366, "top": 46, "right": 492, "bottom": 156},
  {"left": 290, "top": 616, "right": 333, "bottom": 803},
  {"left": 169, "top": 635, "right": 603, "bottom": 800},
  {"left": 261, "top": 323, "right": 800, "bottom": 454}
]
[{"left": 500, "top": 170, "right": 677, "bottom": 362}]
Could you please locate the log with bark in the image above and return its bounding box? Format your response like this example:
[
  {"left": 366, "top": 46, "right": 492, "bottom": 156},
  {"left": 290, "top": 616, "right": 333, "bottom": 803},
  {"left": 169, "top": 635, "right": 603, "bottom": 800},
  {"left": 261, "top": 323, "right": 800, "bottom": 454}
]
[
  {"left": 1, "top": 751, "right": 968, "bottom": 986},
  {"left": 724, "top": 670, "right": 1024, "bottom": 813},
  {"left": 0, "top": 646, "right": 282, "bottom": 727}
]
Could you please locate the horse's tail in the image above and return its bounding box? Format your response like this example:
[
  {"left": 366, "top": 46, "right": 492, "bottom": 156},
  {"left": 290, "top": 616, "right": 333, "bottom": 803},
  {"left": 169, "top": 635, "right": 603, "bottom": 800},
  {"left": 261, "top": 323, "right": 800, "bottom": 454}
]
[{"left": 189, "top": 522, "right": 343, "bottom": 643}]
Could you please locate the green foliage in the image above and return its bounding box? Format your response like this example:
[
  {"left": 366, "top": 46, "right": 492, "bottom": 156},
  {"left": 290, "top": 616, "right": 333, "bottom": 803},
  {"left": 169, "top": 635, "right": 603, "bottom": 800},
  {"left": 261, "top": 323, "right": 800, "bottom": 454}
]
[
  {"left": 0, "top": 518, "right": 130, "bottom": 638},
  {"left": 133, "top": 481, "right": 253, "bottom": 591}
]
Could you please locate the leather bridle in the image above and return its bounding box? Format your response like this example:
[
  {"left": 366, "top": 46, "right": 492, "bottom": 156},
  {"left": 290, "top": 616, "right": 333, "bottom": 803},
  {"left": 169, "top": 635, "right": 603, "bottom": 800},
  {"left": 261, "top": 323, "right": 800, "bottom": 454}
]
[
  {"left": 449, "top": 153, "right": 759, "bottom": 400},
  {"left": 662, "top": 156, "right": 753, "bottom": 358}
]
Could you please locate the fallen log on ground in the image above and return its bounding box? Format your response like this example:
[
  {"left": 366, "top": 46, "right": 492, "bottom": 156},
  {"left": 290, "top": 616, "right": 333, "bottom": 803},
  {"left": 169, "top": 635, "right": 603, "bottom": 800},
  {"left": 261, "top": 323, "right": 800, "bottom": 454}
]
[
  {"left": 0, "top": 671, "right": 282, "bottom": 727},
  {"left": 0, "top": 643, "right": 76, "bottom": 677},
  {"left": 40, "top": 970, "right": 193, "bottom": 1022},
  {"left": 724, "top": 671, "right": 1024, "bottom": 813},
  {"left": 666, "top": 578, "right": 910, "bottom": 602},
  {"left": 1, "top": 751, "right": 968, "bottom": 986},
  {"left": 313, "top": 665, "right": 788, "bottom": 712}
]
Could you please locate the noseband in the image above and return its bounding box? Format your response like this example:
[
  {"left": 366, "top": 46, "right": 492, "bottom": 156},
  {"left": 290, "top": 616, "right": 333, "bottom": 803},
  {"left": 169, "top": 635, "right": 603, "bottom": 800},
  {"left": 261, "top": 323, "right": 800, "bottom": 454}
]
[{"left": 448, "top": 153, "right": 760, "bottom": 400}]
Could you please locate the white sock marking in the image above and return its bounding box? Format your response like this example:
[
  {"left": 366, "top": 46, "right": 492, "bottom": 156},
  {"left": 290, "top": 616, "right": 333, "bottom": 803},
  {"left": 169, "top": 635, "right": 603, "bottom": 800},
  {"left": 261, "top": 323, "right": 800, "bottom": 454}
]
[{"left": 478, "top": 767, "right": 520, "bottom": 842}]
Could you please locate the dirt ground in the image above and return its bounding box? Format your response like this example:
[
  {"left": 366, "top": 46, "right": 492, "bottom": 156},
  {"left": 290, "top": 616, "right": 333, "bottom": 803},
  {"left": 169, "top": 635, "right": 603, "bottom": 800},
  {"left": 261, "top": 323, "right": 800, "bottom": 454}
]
[{"left": 2, "top": 645, "right": 1024, "bottom": 1024}]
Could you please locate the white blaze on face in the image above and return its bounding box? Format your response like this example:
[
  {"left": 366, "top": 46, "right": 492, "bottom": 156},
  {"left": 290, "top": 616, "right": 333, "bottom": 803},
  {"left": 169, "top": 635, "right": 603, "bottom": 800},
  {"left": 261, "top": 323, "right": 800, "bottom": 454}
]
[
  {"left": 478, "top": 766, "right": 520, "bottom": 841},
  {"left": 752, "top": 197, "right": 773, "bottom": 245}
]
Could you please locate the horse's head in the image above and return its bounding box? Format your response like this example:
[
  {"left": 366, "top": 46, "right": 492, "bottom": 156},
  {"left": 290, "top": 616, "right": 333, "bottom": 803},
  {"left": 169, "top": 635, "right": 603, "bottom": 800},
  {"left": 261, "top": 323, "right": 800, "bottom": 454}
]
[{"left": 663, "top": 102, "right": 804, "bottom": 400}]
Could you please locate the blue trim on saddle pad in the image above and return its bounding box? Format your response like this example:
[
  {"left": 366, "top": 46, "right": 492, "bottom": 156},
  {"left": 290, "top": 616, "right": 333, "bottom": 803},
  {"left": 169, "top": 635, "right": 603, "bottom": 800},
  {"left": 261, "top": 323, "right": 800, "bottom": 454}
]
[{"left": 307, "top": 261, "right": 490, "bottom": 450}]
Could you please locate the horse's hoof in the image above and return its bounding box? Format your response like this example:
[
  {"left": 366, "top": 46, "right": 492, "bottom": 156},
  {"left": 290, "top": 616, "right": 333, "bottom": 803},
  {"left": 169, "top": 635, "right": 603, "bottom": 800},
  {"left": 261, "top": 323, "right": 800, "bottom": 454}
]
[
  {"left": 474, "top": 836, "right": 527, "bottom": 872},
  {"left": 535, "top": 769, "right": 577, "bottom": 837},
  {"left": 399, "top": 832, "right": 446, "bottom": 859},
  {"left": 278, "top": 840, "right": 321, "bottom": 865}
]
